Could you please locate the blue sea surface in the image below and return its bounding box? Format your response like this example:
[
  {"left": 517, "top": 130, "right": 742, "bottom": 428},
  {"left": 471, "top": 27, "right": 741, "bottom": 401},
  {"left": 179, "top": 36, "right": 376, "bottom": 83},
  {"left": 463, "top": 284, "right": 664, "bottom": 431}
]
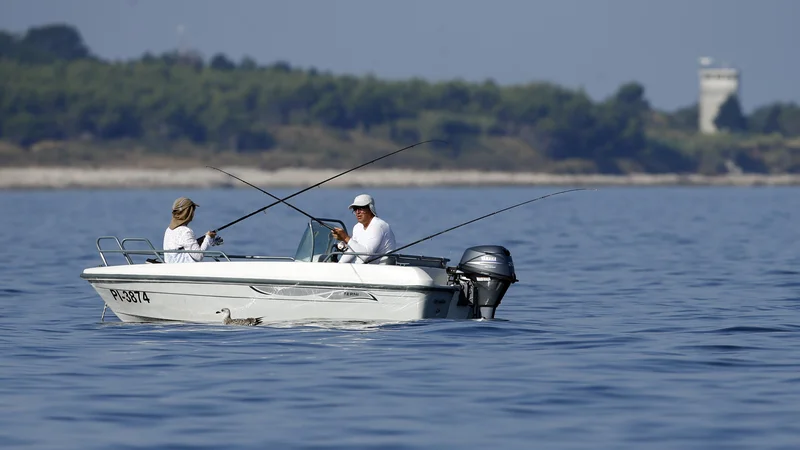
[{"left": 1, "top": 186, "right": 799, "bottom": 449}]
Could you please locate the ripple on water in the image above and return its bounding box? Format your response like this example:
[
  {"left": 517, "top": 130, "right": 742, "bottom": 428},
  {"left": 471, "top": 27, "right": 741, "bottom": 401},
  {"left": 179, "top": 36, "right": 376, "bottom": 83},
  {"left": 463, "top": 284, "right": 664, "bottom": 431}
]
[{"left": 3, "top": 187, "right": 800, "bottom": 449}]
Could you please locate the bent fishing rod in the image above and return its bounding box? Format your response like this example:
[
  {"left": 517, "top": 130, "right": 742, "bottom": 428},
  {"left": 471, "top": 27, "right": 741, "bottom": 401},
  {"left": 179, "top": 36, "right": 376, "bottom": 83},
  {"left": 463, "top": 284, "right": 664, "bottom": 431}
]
[
  {"left": 363, "top": 188, "right": 594, "bottom": 264},
  {"left": 210, "top": 139, "right": 446, "bottom": 233}
]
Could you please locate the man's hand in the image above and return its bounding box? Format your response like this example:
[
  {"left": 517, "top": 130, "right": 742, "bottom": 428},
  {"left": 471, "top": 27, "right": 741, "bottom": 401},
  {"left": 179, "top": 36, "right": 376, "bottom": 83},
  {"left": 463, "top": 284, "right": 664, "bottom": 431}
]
[{"left": 331, "top": 227, "right": 349, "bottom": 243}]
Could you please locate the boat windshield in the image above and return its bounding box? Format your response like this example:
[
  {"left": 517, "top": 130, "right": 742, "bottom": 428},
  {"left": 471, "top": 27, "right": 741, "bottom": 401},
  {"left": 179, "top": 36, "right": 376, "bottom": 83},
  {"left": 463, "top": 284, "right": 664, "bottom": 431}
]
[{"left": 293, "top": 218, "right": 347, "bottom": 262}]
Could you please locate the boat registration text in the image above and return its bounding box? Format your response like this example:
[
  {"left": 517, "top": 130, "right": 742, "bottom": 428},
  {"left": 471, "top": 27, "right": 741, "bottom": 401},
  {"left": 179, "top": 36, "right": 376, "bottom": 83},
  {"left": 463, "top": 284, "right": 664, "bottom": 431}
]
[{"left": 110, "top": 289, "right": 151, "bottom": 304}]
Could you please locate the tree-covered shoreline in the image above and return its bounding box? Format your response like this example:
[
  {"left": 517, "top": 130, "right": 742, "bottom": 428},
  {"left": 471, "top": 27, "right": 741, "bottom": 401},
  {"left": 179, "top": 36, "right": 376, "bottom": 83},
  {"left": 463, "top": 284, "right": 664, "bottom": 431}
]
[{"left": 2, "top": 24, "right": 800, "bottom": 174}]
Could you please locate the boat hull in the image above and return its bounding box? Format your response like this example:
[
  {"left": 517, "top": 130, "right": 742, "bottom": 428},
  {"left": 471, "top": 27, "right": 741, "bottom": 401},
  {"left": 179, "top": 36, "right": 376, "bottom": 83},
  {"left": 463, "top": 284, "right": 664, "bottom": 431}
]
[{"left": 82, "top": 260, "right": 471, "bottom": 324}]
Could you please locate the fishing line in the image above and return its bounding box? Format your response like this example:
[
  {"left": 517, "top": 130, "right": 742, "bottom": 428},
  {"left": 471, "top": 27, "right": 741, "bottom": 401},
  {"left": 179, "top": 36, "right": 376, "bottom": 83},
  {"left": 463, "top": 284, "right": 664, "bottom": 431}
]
[
  {"left": 364, "top": 188, "right": 594, "bottom": 264},
  {"left": 211, "top": 139, "right": 446, "bottom": 233},
  {"left": 208, "top": 166, "right": 337, "bottom": 232}
]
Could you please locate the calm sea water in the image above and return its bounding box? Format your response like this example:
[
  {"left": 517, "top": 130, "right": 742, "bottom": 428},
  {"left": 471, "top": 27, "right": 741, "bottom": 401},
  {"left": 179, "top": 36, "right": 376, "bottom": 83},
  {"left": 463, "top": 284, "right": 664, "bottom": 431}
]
[{"left": 1, "top": 185, "right": 799, "bottom": 449}]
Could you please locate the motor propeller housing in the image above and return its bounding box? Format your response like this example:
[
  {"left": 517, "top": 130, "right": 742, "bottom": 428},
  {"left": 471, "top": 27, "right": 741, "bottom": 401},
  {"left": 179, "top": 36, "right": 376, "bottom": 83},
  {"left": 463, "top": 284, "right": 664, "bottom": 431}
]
[{"left": 451, "top": 245, "right": 518, "bottom": 319}]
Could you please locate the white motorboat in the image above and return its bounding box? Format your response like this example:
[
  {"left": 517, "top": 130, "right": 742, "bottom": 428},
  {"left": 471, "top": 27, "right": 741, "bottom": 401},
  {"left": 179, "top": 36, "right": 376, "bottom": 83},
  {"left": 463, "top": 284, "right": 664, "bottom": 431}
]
[{"left": 81, "top": 218, "right": 518, "bottom": 325}]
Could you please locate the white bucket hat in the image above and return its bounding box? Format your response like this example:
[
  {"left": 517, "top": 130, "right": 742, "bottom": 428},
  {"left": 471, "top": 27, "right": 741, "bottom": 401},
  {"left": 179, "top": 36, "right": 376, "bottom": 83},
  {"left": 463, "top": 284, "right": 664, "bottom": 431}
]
[{"left": 349, "top": 194, "right": 377, "bottom": 216}]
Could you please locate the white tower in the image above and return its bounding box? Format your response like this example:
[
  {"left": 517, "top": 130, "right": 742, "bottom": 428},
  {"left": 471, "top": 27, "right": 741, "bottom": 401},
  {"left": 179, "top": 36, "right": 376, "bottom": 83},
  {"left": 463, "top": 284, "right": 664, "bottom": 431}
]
[
  {"left": 698, "top": 57, "right": 741, "bottom": 134},
  {"left": 176, "top": 24, "right": 187, "bottom": 56}
]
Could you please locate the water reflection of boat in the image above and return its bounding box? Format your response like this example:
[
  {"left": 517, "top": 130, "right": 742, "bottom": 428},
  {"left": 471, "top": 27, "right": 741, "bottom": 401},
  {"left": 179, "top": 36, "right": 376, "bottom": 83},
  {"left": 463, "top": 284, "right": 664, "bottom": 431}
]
[{"left": 80, "top": 218, "right": 517, "bottom": 325}]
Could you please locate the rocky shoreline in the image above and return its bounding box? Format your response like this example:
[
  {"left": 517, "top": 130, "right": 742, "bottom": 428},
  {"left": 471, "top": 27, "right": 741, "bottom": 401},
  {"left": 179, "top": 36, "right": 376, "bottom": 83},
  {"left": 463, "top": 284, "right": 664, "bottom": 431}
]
[{"left": 2, "top": 167, "right": 800, "bottom": 189}]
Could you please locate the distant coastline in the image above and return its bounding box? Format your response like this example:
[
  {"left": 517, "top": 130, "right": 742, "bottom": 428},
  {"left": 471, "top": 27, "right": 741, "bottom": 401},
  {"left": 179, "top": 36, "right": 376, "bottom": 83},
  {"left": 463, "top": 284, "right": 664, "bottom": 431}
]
[{"left": 2, "top": 167, "right": 800, "bottom": 189}]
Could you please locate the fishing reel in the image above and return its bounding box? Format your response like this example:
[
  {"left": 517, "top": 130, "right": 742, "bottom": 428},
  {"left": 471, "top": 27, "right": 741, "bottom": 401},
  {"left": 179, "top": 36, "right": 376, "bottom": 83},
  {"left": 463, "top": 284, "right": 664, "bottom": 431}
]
[{"left": 196, "top": 234, "right": 224, "bottom": 246}]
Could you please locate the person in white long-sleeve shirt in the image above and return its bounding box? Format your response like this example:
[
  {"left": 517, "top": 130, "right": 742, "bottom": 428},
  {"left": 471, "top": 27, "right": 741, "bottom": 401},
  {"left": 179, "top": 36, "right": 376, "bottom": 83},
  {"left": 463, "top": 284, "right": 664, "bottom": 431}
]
[
  {"left": 163, "top": 197, "right": 217, "bottom": 263},
  {"left": 332, "top": 194, "right": 396, "bottom": 264}
]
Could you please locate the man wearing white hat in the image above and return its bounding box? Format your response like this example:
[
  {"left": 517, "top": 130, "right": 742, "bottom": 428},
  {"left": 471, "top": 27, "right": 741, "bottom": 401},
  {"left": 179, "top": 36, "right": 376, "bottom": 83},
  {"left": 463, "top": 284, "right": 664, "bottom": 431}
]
[{"left": 332, "top": 194, "right": 396, "bottom": 264}]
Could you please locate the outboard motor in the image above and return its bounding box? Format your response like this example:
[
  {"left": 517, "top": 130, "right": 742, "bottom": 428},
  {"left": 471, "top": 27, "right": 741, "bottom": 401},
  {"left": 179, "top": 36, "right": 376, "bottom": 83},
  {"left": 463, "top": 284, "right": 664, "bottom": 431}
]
[{"left": 451, "top": 245, "right": 518, "bottom": 319}]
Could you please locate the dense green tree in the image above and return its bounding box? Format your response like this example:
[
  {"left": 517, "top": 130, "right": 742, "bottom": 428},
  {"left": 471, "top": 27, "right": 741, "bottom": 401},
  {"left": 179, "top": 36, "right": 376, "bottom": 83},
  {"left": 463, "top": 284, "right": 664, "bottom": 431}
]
[
  {"left": 667, "top": 104, "right": 698, "bottom": 131},
  {"left": 2, "top": 22, "right": 800, "bottom": 174},
  {"left": 23, "top": 24, "right": 90, "bottom": 60},
  {"left": 760, "top": 106, "right": 782, "bottom": 135},
  {"left": 779, "top": 103, "right": 800, "bottom": 136},
  {"left": 0, "top": 31, "right": 17, "bottom": 59},
  {"left": 714, "top": 94, "right": 747, "bottom": 132},
  {"left": 747, "top": 103, "right": 800, "bottom": 136},
  {"left": 210, "top": 53, "right": 236, "bottom": 71},
  {"left": 240, "top": 56, "right": 258, "bottom": 71},
  {"left": 430, "top": 117, "right": 482, "bottom": 156}
]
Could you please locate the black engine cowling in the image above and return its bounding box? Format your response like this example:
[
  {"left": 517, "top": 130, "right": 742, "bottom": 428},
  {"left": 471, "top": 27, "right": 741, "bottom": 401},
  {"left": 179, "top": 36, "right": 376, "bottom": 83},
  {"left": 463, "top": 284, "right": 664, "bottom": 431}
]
[{"left": 454, "top": 245, "right": 517, "bottom": 319}]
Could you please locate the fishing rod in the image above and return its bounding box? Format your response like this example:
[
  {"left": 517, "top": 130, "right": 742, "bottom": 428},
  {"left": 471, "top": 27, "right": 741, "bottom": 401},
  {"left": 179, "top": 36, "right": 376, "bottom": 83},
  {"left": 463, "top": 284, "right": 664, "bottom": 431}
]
[
  {"left": 363, "top": 188, "right": 594, "bottom": 264},
  {"left": 210, "top": 139, "right": 446, "bottom": 233},
  {"left": 207, "top": 166, "right": 338, "bottom": 233},
  {"left": 207, "top": 167, "right": 361, "bottom": 256}
]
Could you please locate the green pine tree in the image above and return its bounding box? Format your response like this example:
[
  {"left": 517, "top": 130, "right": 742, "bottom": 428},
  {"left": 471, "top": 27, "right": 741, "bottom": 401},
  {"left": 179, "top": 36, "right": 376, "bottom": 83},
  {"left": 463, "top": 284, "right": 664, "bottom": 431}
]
[
  {"left": 761, "top": 105, "right": 782, "bottom": 134},
  {"left": 714, "top": 94, "right": 747, "bottom": 132}
]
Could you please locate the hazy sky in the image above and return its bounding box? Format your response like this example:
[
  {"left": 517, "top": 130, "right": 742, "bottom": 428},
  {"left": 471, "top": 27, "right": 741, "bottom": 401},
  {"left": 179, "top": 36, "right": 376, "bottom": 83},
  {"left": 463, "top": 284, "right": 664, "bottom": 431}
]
[{"left": 2, "top": 0, "right": 797, "bottom": 112}]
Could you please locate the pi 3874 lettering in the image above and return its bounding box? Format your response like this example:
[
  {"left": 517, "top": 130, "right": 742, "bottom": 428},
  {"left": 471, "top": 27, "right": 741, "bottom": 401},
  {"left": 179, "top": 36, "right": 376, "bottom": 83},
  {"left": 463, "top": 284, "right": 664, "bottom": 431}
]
[{"left": 110, "top": 289, "right": 150, "bottom": 304}]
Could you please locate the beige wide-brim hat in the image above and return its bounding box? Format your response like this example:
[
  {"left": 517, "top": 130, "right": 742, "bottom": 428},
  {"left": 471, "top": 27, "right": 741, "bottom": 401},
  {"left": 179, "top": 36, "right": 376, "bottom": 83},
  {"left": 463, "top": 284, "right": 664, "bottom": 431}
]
[{"left": 169, "top": 197, "right": 198, "bottom": 229}]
